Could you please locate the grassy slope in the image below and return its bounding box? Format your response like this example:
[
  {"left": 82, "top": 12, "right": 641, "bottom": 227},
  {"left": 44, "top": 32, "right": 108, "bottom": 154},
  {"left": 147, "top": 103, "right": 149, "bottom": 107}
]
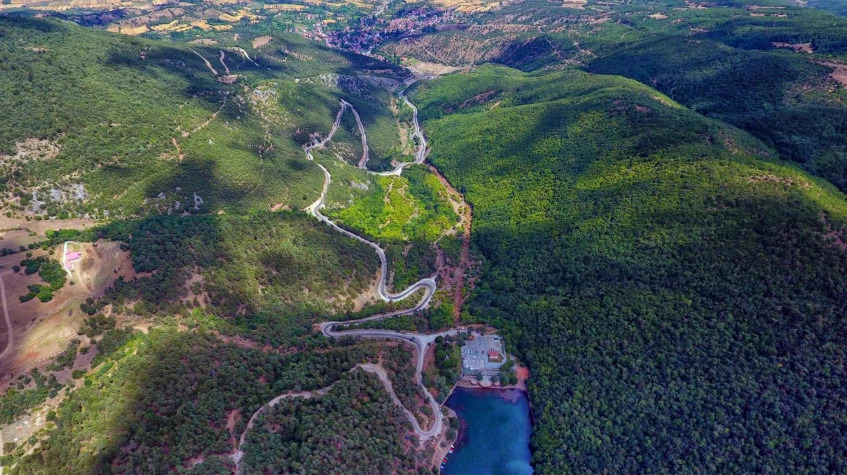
[
  {"left": 319, "top": 152, "right": 459, "bottom": 244},
  {"left": 414, "top": 64, "right": 847, "bottom": 472},
  {"left": 0, "top": 17, "right": 419, "bottom": 321},
  {"left": 0, "top": 17, "right": 403, "bottom": 217}
]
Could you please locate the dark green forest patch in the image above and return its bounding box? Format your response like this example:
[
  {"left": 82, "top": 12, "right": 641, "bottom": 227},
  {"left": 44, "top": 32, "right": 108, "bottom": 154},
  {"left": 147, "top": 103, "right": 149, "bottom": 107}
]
[{"left": 415, "top": 64, "right": 847, "bottom": 472}]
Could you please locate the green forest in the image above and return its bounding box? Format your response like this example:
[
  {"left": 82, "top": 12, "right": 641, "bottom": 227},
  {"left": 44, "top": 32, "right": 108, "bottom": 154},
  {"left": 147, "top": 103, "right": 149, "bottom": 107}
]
[
  {"left": 3, "top": 0, "right": 847, "bottom": 472},
  {"left": 241, "top": 370, "right": 417, "bottom": 473},
  {"left": 7, "top": 329, "right": 407, "bottom": 473},
  {"left": 414, "top": 64, "right": 847, "bottom": 472},
  {"left": 380, "top": 0, "right": 847, "bottom": 193}
]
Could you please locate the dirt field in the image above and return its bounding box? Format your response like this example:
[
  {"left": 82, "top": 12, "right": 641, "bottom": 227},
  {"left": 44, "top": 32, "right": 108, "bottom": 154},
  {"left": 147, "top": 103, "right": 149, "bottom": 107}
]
[
  {"left": 429, "top": 0, "right": 501, "bottom": 12},
  {"left": 252, "top": 35, "right": 272, "bottom": 49},
  {"left": 0, "top": 216, "right": 98, "bottom": 244},
  {"left": 0, "top": 240, "right": 133, "bottom": 376},
  {"left": 822, "top": 62, "right": 847, "bottom": 87},
  {"left": 772, "top": 42, "right": 813, "bottom": 53},
  {"left": 0, "top": 229, "right": 41, "bottom": 255},
  {"left": 406, "top": 61, "right": 463, "bottom": 77},
  {"left": 66, "top": 241, "right": 135, "bottom": 297}
]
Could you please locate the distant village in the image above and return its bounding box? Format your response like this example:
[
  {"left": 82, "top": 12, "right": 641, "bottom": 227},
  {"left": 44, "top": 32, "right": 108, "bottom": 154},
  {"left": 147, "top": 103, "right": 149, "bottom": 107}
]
[{"left": 316, "top": 6, "right": 467, "bottom": 56}]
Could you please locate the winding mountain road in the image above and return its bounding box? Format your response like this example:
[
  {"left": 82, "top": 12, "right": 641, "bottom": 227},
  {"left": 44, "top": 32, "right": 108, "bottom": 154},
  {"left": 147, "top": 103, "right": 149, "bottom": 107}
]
[
  {"left": 231, "top": 381, "right": 342, "bottom": 472},
  {"left": 301, "top": 90, "right": 458, "bottom": 442},
  {"left": 378, "top": 94, "right": 427, "bottom": 176},
  {"left": 189, "top": 48, "right": 218, "bottom": 76},
  {"left": 303, "top": 97, "right": 437, "bottom": 306},
  {"left": 320, "top": 323, "right": 459, "bottom": 441},
  {"left": 231, "top": 357, "right": 453, "bottom": 473}
]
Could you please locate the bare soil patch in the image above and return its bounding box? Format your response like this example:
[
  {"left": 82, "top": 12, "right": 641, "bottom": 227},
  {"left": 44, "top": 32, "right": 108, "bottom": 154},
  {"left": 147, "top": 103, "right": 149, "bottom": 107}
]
[
  {"left": 67, "top": 241, "right": 135, "bottom": 297},
  {"left": 772, "top": 42, "right": 813, "bottom": 54},
  {"left": 0, "top": 229, "right": 41, "bottom": 256},
  {"left": 562, "top": 0, "right": 586, "bottom": 8},
  {"left": 349, "top": 273, "right": 381, "bottom": 312},
  {"left": 429, "top": 0, "right": 501, "bottom": 12},
  {"left": 0, "top": 138, "right": 61, "bottom": 166},
  {"left": 1, "top": 240, "right": 132, "bottom": 375},
  {"left": 252, "top": 35, "right": 273, "bottom": 49},
  {"left": 821, "top": 213, "right": 847, "bottom": 250},
  {"left": 10, "top": 293, "right": 86, "bottom": 373},
  {"left": 749, "top": 174, "right": 809, "bottom": 188},
  {"left": 821, "top": 62, "right": 847, "bottom": 87},
  {"left": 0, "top": 217, "right": 98, "bottom": 241},
  {"left": 429, "top": 165, "right": 475, "bottom": 322}
]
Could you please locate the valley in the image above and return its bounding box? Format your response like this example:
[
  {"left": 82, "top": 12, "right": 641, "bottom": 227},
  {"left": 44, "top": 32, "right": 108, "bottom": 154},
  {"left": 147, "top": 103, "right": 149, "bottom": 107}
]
[{"left": 1, "top": 0, "right": 847, "bottom": 472}]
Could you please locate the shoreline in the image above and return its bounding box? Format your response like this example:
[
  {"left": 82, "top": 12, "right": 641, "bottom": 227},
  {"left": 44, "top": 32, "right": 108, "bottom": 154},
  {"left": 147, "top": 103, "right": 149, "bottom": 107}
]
[
  {"left": 439, "top": 384, "right": 533, "bottom": 473},
  {"left": 440, "top": 363, "right": 530, "bottom": 404},
  {"left": 432, "top": 365, "right": 533, "bottom": 471}
]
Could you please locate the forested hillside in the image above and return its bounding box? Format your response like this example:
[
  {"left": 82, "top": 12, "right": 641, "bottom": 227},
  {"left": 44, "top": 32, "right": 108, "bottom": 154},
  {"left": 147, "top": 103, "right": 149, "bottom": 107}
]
[
  {"left": 380, "top": 0, "right": 847, "bottom": 194},
  {"left": 5, "top": 1, "right": 847, "bottom": 472},
  {"left": 583, "top": 2, "right": 847, "bottom": 193},
  {"left": 414, "top": 65, "right": 847, "bottom": 472},
  {"left": 808, "top": 0, "right": 847, "bottom": 16},
  {"left": 0, "top": 17, "right": 444, "bottom": 472},
  {"left": 8, "top": 330, "right": 405, "bottom": 473}
]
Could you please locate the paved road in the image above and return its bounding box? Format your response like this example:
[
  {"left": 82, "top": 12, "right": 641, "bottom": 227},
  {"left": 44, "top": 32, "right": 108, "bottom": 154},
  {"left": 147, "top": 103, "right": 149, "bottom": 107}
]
[
  {"left": 301, "top": 91, "right": 463, "bottom": 442},
  {"left": 299, "top": 87, "right": 496, "bottom": 448},
  {"left": 378, "top": 94, "right": 427, "bottom": 177},
  {"left": 303, "top": 98, "right": 437, "bottom": 306},
  {"left": 342, "top": 99, "right": 370, "bottom": 169},
  {"left": 320, "top": 324, "right": 459, "bottom": 440}
]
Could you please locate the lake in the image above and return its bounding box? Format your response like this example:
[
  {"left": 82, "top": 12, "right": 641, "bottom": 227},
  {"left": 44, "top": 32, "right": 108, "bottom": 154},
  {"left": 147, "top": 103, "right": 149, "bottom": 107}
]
[{"left": 442, "top": 387, "right": 533, "bottom": 474}]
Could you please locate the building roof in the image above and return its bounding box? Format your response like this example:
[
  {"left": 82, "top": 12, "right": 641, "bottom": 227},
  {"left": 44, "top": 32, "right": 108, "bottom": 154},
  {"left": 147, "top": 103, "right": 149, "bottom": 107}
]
[
  {"left": 66, "top": 251, "right": 81, "bottom": 261},
  {"left": 462, "top": 333, "right": 507, "bottom": 373}
]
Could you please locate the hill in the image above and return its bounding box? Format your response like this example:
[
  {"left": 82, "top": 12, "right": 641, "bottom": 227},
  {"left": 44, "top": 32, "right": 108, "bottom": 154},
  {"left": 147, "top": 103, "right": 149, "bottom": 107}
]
[
  {"left": 0, "top": 17, "right": 457, "bottom": 472},
  {"left": 0, "top": 16, "right": 410, "bottom": 219},
  {"left": 413, "top": 64, "right": 847, "bottom": 472},
  {"left": 377, "top": 0, "right": 847, "bottom": 195}
]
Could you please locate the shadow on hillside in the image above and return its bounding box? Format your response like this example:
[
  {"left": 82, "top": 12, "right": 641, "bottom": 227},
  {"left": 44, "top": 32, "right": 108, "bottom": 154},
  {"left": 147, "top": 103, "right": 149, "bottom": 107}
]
[{"left": 11, "top": 327, "right": 376, "bottom": 473}]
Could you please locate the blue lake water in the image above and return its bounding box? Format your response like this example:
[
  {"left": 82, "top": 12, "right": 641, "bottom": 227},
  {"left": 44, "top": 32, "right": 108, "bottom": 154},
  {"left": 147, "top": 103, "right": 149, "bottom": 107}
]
[{"left": 442, "top": 387, "right": 533, "bottom": 475}]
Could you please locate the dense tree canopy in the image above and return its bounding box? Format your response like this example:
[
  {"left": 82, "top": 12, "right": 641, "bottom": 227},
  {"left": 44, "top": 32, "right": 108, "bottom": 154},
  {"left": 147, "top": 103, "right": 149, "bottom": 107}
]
[{"left": 414, "top": 65, "right": 847, "bottom": 472}]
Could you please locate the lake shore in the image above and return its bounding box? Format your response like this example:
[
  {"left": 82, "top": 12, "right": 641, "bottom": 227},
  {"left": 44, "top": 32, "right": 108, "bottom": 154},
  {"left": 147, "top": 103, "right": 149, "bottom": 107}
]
[{"left": 441, "top": 386, "right": 533, "bottom": 474}]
